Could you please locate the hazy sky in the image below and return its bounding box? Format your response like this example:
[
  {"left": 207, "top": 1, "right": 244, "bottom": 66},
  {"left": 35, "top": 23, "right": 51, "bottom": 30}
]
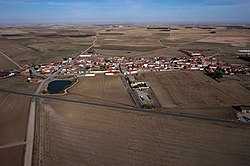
[{"left": 0, "top": 0, "right": 250, "bottom": 24}]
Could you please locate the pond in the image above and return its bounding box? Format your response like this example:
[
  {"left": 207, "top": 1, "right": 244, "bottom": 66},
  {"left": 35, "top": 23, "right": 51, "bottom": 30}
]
[{"left": 47, "top": 80, "right": 72, "bottom": 94}]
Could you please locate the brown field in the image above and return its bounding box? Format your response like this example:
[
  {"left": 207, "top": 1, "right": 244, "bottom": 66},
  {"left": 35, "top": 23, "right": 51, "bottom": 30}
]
[
  {"left": 65, "top": 75, "right": 134, "bottom": 107},
  {"left": 233, "top": 75, "right": 250, "bottom": 90},
  {"left": 95, "top": 47, "right": 185, "bottom": 58},
  {"left": 0, "top": 93, "right": 31, "bottom": 145},
  {"left": 0, "top": 41, "right": 41, "bottom": 65},
  {"left": 94, "top": 49, "right": 143, "bottom": 57},
  {"left": 94, "top": 27, "right": 185, "bottom": 58},
  {"left": 0, "top": 38, "right": 91, "bottom": 65},
  {"left": 0, "top": 25, "right": 100, "bottom": 65},
  {"left": 1, "top": 25, "right": 249, "bottom": 65},
  {"left": 0, "top": 76, "right": 38, "bottom": 93},
  {"left": 160, "top": 27, "right": 250, "bottom": 64},
  {"left": 1, "top": 25, "right": 250, "bottom": 166},
  {"left": 198, "top": 36, "right": 248, "bottom": 47},
  {"left": 94, "top": 45, "right": 163, "bottom": 52},
  {"left": 33, "top": 99, "right": 250, "bottom": 166},
  {"left": 93, "top": 26, "right": 250, "bottom": 63},
  {"left": 0, "top": 76, "right": 38, "bottom": 166},
  {"left": 138, "top": 71, "right": 250, "bottom": 118},
  {"left": 0, "top": 53, "right": 18, "bottom": 70},
  {"left": 0, "top": 145, "right": 24, "bottom": 166}
]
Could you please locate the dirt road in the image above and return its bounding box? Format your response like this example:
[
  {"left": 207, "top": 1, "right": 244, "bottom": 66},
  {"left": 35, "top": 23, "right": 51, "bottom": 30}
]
[
  {"left": 24, "top": 67, "right": 62, "bottom": 166},
  {"left": 24, "top": 36, "right": 97, "bottom": 166},
  {"left": 0, "top": 49, "right": 22, "bottom": 69}
]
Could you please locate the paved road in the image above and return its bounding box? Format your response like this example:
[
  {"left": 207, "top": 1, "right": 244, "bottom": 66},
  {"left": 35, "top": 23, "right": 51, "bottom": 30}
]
[
  {"left": 1, "top": 88, "right": 249, "bottom": 127},
  {"left": 24, "top": 68, "right": 62, "bottom": 166},
  {"left": 23, "top": 35, "right": 97, "bottom": 166},
  {"left": 0, "top": 49, "right": 22, "bottom": 69}
]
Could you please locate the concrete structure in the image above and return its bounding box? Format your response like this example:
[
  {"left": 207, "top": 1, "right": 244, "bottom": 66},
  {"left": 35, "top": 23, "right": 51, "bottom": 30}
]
[
  {"left": 238, "top": 50, "right": 250, "bottom": 53},
  {"left": 0, "top": 71, "right": 16, "bottom": 78},
  {"left": 127, "top": 76, "right": 136, "bottom": 84},
  {"left": 79, "top": 54, "right": 92, "bottom": 58},
  {"left": 233, "top": 106, "right": 250, "bottom": 122},
  {"left": 135, "top": 90, "right": 152, "bottom": 104},
  {"left": 234, "top": 106, "right": 250, "bottom": 114},
  {"left": 85, "top": 74, "right": 95, "bottom": 77},
  {"left": 131, "top": 82, "right": 149, "bottom": 90}
]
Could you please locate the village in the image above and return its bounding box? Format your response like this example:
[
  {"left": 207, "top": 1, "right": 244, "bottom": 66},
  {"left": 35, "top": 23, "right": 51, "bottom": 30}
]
[
  {"left": 12, "top": 49, "right": 250, "bottom": 78},
  {"left": 1, "top": 49, "right": 250, "bottom": 122},
  {"left": 1, "top": 2, "right": 250, "bottom": 165}
]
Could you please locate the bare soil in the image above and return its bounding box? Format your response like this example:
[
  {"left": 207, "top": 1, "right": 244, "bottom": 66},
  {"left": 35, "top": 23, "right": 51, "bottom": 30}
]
[
  {"left": 138, "top": 71, "right": 250, "bottom": 118},
  {"left": 65, "top": 75, "right": 134, "bottom": 107},
  {"left": 94, "top": 45, "right": 163, "bottom": 52},
  {"left": 0, "top": 76, "right": 38, "bottom": 93},
  {"left": 0, "top": 25, "right": 98, "bottom": 65},
  {"left": 0, "top": 93, "right": 32, "bottom": 145},
  {"left": 0, "top": 76, "right": 38, "bottom": 165},
  {"left": 33, "top": 99, "right": 250, "bottom": 166},
  {"left": 0, "top": 145, "right": 24, "bottom": 166},
  {"left": 1, "top": 25, "right": 249, "bottom": 65},
  {"left": 0, "top": 53, "right": 18, "bottom": 70}
]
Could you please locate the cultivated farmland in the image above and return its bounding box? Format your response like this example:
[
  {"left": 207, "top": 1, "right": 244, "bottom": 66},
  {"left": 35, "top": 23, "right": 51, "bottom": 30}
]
[
  {"left": 0, "top": 51, "right": 18, "bottom": 70},
  {"left": 93, "top": 27, "right": 185, "bottom": 58},
  {"left": 0, "top": 145, "right": 25, "bottom": 166},
  {"left": 0, "top": 25, "right": 99, "bottom": 65},
  {"left": 65, "top": 75, "right": 134, "bottom": 107},
  {"left": 138, "top": 71, "right": 250, "bottom": 118},
  {"left": 0, "top": 76, "right": 38, "bottom": 166},
  {"left": 1, "top": 24, "right": 250, "bottom": 166},
  {"left": 33, "top": 99, "right": 250, "bottom": 166}
]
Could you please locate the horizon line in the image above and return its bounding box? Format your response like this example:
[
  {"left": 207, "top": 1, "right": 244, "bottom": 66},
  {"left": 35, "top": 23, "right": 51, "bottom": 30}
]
[{"left": 0, "top": 21, "right": 250, "bottom": 26}]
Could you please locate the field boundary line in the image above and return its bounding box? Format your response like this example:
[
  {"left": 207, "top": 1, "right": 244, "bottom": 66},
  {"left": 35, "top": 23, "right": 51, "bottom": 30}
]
[
  {"left": 0, "top": 142, "right": 26, "bottom": 150},
  {"left": 0, "top": 49, "right": 22, "bottom": 69},
  {"left": 158, "top": 39, "right": 170, "bottom": 48}
]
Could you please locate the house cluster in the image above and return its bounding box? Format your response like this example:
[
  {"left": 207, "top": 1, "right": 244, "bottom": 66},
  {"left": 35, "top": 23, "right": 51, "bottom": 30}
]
[
  {"left": 60, "top": 55, "right": 121, "bottom": 76},
  {"left": 126, "top": 75, "right": 153, "bottom": 107},
  {"left": 233, "top": 106, "right": 250, "bottom": 122},
  {"left": 121, "top": 56, "right": 207, "bottom": 73},
  {"left": 179, "top": 49, "right": 202, "bottom": 57},
  {"left": 0, "top": 71, "right": 16, "bottom": 78},
  {"left": 8, "top": 49, "right": 249, "bottom": 80},
  {"left": 35, "top": 62, "right": 61, "bottom": 76},
  {"left": 205, "top": 61, "right": 250, "bottom": 77},
  {"left": 59, "top": 55, "right": 209, "bottom": 77}
]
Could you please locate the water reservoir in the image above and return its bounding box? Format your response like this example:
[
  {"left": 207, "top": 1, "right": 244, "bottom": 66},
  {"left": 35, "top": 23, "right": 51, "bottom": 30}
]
[{"left": 47, "top": 80, "right": 72, "bottom": 94}]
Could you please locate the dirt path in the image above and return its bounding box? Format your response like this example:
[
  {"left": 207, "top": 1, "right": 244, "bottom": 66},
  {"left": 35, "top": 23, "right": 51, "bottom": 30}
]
[
  {"left": 210, "top": 47, "right": 222, "bottom": 58},
  {"left": 0, "top": 49, "right": 22, "bottom": 69},
  {"left": 158, "top": 39, "right": 170, "bottom": 48},
  {"left": 24, "top": 36, "right": 98, "bottom": 166},
  {"left": 0, "top": 142, "right": 26, "bottom": 150}
]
